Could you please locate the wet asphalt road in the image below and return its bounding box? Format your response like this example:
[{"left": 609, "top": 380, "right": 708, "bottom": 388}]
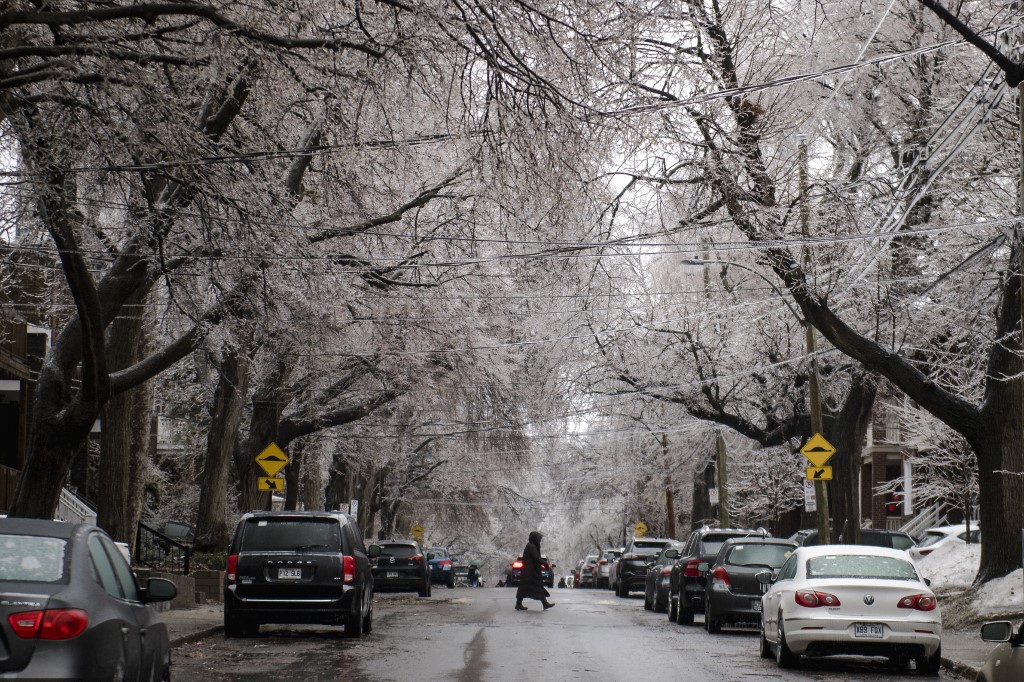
[{"left": 171, "top": 587, "right": 968, "bottom": 681}]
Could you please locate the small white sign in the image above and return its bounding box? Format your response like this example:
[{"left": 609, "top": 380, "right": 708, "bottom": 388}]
[
  {"left": 349, "top": 499, "right": 359, "bottom": 517},
  {"left": 804, "top": 480, "right": 817, "bottom": 512},
  {"left": 709, "top": 488, "right": 719, "bottom": 505}
]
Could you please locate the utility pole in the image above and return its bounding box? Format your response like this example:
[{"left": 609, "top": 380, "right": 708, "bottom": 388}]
[
  {"left": 715, "top": 430, "right": 730, "bottom": 527},
  {"left": 662, "top": 432, "right": 677, "bottom": 538},
  {"left": 798, "top": 133, "right": 830, "bottom": 544}
]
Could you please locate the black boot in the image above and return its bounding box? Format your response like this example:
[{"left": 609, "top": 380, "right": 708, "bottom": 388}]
[
  {"left": 542, "top": 600, "right": 555, "bottom": 610},
  {"left": 515, "top": 600, "right": 527, "bottom": 611}
]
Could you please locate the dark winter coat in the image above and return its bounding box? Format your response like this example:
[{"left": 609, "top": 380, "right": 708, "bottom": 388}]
[{"left": 516, "top": 531, "right": 550, "bottom": 601}]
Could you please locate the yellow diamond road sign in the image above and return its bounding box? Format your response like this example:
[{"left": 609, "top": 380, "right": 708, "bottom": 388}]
[
  {"left": 634, "top": 521, "right": 648, "bottom": 538},
  {"left": 258, "top": 476, "right": 285, "bottom": 491},
  {"left": 256, "top": 443, "right": 289, "bottom": 476},
  {"left": 800, "top": 433, "right": 836, "bottom": 468},
  {"left": 805, "top": 466, "right": 833, "bottom": 481},
  {"left": 411, "top": 524, "right": 424, "bottom": 540}
]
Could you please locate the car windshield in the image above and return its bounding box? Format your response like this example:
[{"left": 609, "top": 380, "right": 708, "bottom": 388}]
[
  {"left": 242, "top": 519, "right": 340, "bottom": 552},
  {"left": 0, "top": 535, "right": 68, "bottom": 583},
  {"left": 806, "top": 554, "right": 920, "bottom": 581},
  {"left": 726, "top": 544, "right": 793, "bottom": 569},
  {"left": 380, "top": 545, "right": 418, "bottom": 558},
  {"left": 632, "top": 541, "right": 666, "bottom": 556}
]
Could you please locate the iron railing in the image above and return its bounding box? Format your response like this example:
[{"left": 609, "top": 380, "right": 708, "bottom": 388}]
[{"left": 135, "top": 521, "right": 191, "bottom": 575}]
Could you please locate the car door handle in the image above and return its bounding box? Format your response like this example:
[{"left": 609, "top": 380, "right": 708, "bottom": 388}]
[{"left": 121, "top": 626, "right": 130, "bottom": 638}]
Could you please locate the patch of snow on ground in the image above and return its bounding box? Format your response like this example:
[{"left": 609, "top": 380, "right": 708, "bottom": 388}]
[
  {"left": 975, "top": 568, "right": 1024, "bottom": 615},
  {"left": 916, "top": 541, "right": 979, "bottom": 588}
]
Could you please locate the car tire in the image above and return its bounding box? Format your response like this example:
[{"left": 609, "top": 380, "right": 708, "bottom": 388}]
[
  {"left": 759, "top": 621, "right": 772, "bottom": 659},
  {"left": 419, "top": 581, "right": 430, "bottom": 598},
  {"left": 344, "top": 590, "right": 365, "bottom": 638},
  {"left": 775, "top": 615, "right": 798, "bottom": 668},
  {"left": 224, "top": 602, "right": 256, "bottom": 638},
  {"left": 362, "top": 592, "right": 374, "bottom": 634},
  {"left": 644, "top": 588, "right": 652, "bottom": 610},
  {"left": 447, "top": 579, "right": 455, "bottom": 589},
  {"left": 617, "top": 581, "right": 629, "bottom": 598},
  {"left": 654, "top": 592, "right": 667, "bottom": 614},
  {"left": 677, "top": 597, "right": 694, "bottom": 625},
  {"left": 668, "top": 596, "right": 678, "bottom": 622},
  {"left": 705, "top": 600, "right": 721, "bottom": 634},
  {"left": 915, "top": 646, "right": 941, "bottom": 676}
]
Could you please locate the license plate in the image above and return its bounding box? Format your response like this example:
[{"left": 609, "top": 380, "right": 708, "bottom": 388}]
[
  {"left": 387, "top": 571, "right": 399, "bottom": 578},
  {"left": 855, "top": 623, "right": 884, "bottom": 638},
  {"left": 752, "top": 599, "right": 762, "bottom": 612},
  {"left": 278, "top": 568, "right": 302, "bottom": 579}
]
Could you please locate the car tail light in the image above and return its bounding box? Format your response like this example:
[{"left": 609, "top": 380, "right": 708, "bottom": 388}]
[
  {"left": 795, "top": 590, "right": 840, "bottom": 607},
  {"left": 897, "top": 594, "right": 937, "bottom": 611},
  {"left": 711, "top": 566, "right": 731, "bottom": 588},
  {"left": 683, "top": 559, "right": 702, "bottom": 578},
  {"left": 917, "top": 549, "right": 933, "bottom": 557},
  {"left": 440, "top": 559, "right": 452, "bottom": 567},
  {"left": 226, "top": 554, "right": 238, "bottom": 583},
  {"left": 660, "top": 566, "right": 673, "bottom": 576},
  {"left": 8, "top": 610, "right": 88, "bottom": 640},
  {"left": 512, "top": 561, "right": 524, "bottom": 569},
  {"left": 343, "top": 555, "right": 356, "bottom": 583},
  {"left": 410, "top": 555, "right": 424, "bottom": 562},
  {"left": 597, "top": 559, "right": 607, "bottom": 566}
]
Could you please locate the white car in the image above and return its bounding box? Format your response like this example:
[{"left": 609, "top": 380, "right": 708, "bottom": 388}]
[
  {"left": 758, "top": 545, "right": 942, "bottom": 675},
  {"left": 908, "top": 523, "right": 980, "bottom": 561}
]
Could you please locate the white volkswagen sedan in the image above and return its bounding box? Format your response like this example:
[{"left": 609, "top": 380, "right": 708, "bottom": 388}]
[{"left": 757, "top": 545, "right": 942, "bottom": 675}]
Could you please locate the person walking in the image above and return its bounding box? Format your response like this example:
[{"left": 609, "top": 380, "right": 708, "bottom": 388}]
[{"left": 515, "top": 530, "right": 554, "bottom": 611}]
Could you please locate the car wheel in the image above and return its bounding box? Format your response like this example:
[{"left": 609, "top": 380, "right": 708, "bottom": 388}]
[
  {"left": 617, "top": 581, "right": 629, "bottom": 598},
  {"left": 344, "top": 590, "right": 365, "bottom": 638},
  {"left": 668, "top": 596, "right": 678, "bottom": 622},
  {"left": 915, "top": 646, "right": 941, "bottom": 676},
  {"left": 758, "top": 620, "right": 772, "bottom": 659},
  {"left": 677, "top": 597, "right": 694, "bottom": 625},
  {"left": 643, "top": 588, "right": 652, "bottom": 610},
  {"left": 362, "top": 591, "right": 374, "bottom": 634},
  {"left": 775, "top": 614, "right": 798, "bottom": 668},
  {"left": 224, "top": 602, "right": 254, "bottom": 638},
  {"left": 448, "top": 579, "right": 455, "bottom": 589},
  {"left": 654, "top": 592, "right": 667, "bottom": 614},
  {"left": 418, "top": 581, "right": 430, "bottom": 598},
  {"left": 705, "top": 600, "right": 721, "bottom": 634}
]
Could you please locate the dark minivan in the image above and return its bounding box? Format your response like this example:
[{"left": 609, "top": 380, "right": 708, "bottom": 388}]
[{"left": 223, "top": 511, "right": 379, "bottom": 638}]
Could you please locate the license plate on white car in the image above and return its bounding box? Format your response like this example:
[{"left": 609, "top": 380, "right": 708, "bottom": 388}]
[
  {"left": 387, "top": 571, "right": 399, "bottom": 578},
  {"left": 278, "top": 568, "right": 302, "bottom": 579},
  {"left": 752, "top": 599, "right": 762, "bottom": 612},
  {"left": 854, "top": 623, "right": 884, "bottom": 638}
]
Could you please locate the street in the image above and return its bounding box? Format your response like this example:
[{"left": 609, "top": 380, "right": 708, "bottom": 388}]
[{"left": 171, "top": 588, "right": 968, "bottom": 681}]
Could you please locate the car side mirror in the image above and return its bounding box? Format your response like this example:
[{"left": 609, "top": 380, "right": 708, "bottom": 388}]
[
  {"left": 144, "top": 577, "right": 178, "bottom": 603},
  {"left": 981, "top": 621, "right": 1015, "bottom": 643},
  {"left": 698, "top": 562, "right": 709, "bottom": 573},
  {"left": 755, "top": 570, "right": 775, "bottom": 585},
  {"left": 368, "top": 544, "right": 381, "bottom": 559},
  {"left": 664, "top": 549, "right": 679, "bottom": 559}
]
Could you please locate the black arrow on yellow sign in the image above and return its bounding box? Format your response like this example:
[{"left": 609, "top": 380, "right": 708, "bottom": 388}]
[{"left": 258, "top": 476, "right": 284, "bottom": 491}]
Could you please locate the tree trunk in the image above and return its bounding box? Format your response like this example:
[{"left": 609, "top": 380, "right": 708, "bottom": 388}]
[
  {"left": 194, "top": 349, "right": 249, "bottom": 552},
  {"left": 324, "top": 455, "right": 349, "bottom": 512},
  {"left": 233, "top": 357, "right": 293, "bottom": 513},
  {"left": 284, "top": 438, "right": 304, "bottom": 511},
  {"left": 302, "top": 447, "right": 324, "bottom": 511},
  {"left": 828, "top": 373, "right": 878, "bottom": 544}
]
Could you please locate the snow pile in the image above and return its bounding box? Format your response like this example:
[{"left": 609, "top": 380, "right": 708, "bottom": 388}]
[
  {"left": 916, "top": 541, "right": 979, "bottom": 588},
  {"left": 975, "top": 569, "right": 1024, "bottom": 615}
]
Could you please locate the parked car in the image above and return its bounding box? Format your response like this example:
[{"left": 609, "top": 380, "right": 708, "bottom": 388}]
[
  {"left": 0, "top": 518, "right": 178, "bottom": 680},
  {"left": 908, "top": 523, "right": 980, "bottom": 562},
  {"left": 644, "top": 540, "right": 685, "bottom": 613},
  {"left": 223, "top": 510, "right": 379, "bottom": 638},
  {"left": 669, "top": 526, "right": 768, "bottom": 624},
  {"left": 424, "top": 546, "right": 457, "bottom": 588},
  {"left": 790, "top": 528, "right": 917, "bottom": 552},
  {"left": 758, "top": 545, "right": 942, "bottom": 674},
  {"left": 578, "top": 554, "right": 599, "bottom": 588},
  {"left": 702, "top": 537, "right": 797, "bottom": 633},
  {"left": 978, "top": 619, "right": 1024, "bottom": 681},
  {"left": 371, "top": 540, "right": 431, "bottom": 597},
  {"left": 594, "top": 547, "right": 623, "bottom": 589},
  {"left": 571, "top": 559, "right": 584, "bottom": 588},
  {"left": 616, "top": 537, "right": 673, "bottom": 597},
  {"left": 504, "top": 556, "right": 555, "bottom": 588}
]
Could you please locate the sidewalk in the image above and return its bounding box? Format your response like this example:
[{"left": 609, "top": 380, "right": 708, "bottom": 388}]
[{"left": 159, "top": 603, "right": 224, "bottom": 647}]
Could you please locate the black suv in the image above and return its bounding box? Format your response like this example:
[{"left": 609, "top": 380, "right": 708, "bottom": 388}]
[
  {"left": 372, "top": 540, "right": 431, "bottom": 597},
  {"left": 669, "top": 526, "right": 768, "bottom": 625},
  {"left": 789, "top": 528, "right": 917, "bottom": 551},
  {"left": 223, "top": 511, "right": 379, "bottom": 638},
  {"left": 615, "top": 537, "right": 673, "bottom": 597}
]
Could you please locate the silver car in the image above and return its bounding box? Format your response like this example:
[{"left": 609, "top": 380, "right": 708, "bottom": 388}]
[{"left": 978, "top": 620, "right": 1024, "bottom": 681}]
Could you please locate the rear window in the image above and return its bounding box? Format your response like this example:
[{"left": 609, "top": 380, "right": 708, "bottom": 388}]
[
  {"left": 632, "top": 541, "right": 667, "bottom": 555},
  {"left": 241, "top": 519, "right": 341, "bottom": 552},
  {"left": 0, "top": 535, "right": 68, "bottom": 583},
  {"left": 425, "top": 547, "right": 448, "bottom": 558},
  {"left": 725, "top": 544, "right": 793, "bottom": 569},
  {"left": 917, "top": 532, "right": 946, "bottom": 548},
  {"left": 380, "top": 545, "right": 418, "bottom": 558},
  {"left": 806, "top": 554, "right": 920, "bottom": 581}
]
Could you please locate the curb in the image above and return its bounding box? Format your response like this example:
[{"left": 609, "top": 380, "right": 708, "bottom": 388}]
[
  {"left": 171, "top": 625, "right": 224, "bottom": 648},
  {"left": 941, "top": 656, "right": 978, "bottom": 680}
]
